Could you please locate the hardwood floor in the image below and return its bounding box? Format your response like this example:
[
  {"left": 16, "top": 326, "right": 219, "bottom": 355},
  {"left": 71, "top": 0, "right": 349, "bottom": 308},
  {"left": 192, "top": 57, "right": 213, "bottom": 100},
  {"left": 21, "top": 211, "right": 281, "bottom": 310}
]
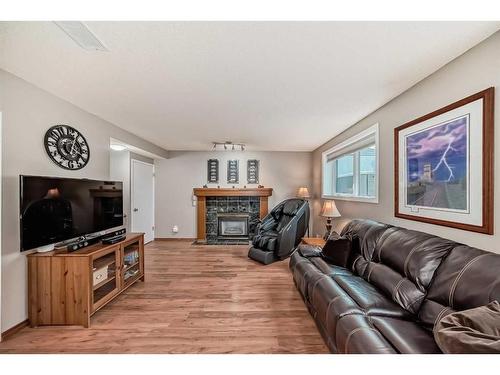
[{"left": 0, "top": 240, "right": 328, "bottom": 353}]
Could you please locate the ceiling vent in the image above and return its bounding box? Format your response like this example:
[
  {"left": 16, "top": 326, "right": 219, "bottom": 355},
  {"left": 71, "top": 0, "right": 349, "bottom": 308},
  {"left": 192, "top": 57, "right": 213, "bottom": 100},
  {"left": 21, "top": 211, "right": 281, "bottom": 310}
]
[{"left": 54, "top": 21, "right": 108, "bottom": 52}]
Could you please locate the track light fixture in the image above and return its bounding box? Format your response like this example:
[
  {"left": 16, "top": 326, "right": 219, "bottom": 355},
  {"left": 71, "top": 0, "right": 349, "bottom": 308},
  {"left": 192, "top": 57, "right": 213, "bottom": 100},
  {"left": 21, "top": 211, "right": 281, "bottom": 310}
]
[{"left": 212, "top": 141, "right": 246, "bottom": 151}]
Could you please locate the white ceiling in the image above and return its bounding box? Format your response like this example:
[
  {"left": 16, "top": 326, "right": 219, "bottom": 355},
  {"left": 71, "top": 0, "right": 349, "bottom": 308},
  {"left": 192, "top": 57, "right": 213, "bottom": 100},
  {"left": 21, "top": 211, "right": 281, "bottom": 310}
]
[{"left": 1, "top": 21, "right": 499, "bottom": 151}]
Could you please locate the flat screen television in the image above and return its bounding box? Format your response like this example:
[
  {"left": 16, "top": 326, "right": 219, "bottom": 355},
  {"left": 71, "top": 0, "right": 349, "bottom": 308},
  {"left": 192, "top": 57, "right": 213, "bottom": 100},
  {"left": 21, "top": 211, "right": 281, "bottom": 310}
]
[{"left": 20, "top": 175, "right": 123, "bottom": 251}]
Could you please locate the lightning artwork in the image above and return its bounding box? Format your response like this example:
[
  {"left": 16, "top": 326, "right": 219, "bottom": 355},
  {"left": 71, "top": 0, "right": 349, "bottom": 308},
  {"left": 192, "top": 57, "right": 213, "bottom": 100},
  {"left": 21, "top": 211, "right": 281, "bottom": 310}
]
[{"left": 406, "top": 116, "right": 468, "bottom": 210}]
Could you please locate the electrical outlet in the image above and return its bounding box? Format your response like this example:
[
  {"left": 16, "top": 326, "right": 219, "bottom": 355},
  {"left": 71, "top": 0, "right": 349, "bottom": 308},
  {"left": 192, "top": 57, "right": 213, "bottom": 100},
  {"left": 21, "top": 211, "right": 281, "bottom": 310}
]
[{"left": 172, "top": 225, "right": 179, "bottom": 234}]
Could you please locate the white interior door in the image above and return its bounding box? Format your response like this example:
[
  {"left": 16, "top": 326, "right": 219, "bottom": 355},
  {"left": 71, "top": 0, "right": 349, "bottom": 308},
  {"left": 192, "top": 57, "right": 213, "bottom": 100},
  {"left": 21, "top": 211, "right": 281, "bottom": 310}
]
[{"left": 131, "top": 159, "right": 155, "bottom": 243}]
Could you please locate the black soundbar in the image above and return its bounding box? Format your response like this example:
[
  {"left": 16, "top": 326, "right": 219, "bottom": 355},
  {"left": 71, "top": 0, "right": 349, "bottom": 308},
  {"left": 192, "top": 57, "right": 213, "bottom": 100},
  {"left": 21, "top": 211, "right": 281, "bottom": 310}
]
[
  {"left": 101, "top": 228, "right": 127, "bottom": 244},
  {"left": 66, "top": 236, "right": 101, "bottom": 252},
  {"left": 102, "top": 234, "right": 127, "bottom": 244},
  {"left": 66, "top": 228, "right": 127, "bottom": 252}
]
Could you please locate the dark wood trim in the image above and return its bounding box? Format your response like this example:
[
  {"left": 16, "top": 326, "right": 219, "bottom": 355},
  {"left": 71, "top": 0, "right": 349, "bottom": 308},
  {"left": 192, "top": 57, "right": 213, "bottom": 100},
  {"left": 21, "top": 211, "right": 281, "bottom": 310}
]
[
  {"left": 193, "top": 188, "right": 273, "bottom": 197},
  {"left": 1, "top": 319, "right": 29, "bottom": 340},
  {"left": 394, "top": 87, "right": 494, "bottom": 234}
]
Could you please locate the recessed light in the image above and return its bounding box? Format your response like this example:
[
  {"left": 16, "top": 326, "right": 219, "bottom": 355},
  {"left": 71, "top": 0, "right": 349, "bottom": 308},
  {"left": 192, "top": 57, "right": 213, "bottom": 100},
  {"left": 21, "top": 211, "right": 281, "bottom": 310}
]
[{"left": 54, "top": 21, "right": 108, "bottom": 52}]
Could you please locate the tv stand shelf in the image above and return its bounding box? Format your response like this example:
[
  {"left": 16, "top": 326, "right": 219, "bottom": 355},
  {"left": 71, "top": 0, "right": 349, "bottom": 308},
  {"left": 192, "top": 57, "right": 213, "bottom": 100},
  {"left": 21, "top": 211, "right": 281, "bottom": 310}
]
[{"left": 27, "top": 233, "right": 145, "bottom": 328}]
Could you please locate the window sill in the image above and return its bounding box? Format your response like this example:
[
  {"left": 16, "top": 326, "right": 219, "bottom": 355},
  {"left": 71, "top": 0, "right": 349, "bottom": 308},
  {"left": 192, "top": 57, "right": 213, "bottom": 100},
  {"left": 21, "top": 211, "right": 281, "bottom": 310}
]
[{"left": 322, "top": 194, "right": 379, "bottom": 204}]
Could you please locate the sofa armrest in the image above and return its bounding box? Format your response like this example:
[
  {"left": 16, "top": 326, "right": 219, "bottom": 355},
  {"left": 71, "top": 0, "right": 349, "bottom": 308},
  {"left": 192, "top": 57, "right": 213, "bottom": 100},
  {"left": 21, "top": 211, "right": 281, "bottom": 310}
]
[{"left": 297, "top": 244, "right": 323, "bottom": 258}]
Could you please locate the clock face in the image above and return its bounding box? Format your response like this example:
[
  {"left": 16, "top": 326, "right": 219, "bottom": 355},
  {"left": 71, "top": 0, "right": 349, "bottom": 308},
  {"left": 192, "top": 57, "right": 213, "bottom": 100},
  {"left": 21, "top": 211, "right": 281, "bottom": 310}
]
[{"left": 44, "top": 125, "right": 90, "bottom": 170}]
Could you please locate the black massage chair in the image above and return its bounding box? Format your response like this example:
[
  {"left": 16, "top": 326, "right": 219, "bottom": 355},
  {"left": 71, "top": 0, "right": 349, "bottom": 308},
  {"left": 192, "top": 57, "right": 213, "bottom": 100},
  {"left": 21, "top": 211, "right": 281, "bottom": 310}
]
[{"left": 248, "top": 198, "right": 309, "bottom": 265}]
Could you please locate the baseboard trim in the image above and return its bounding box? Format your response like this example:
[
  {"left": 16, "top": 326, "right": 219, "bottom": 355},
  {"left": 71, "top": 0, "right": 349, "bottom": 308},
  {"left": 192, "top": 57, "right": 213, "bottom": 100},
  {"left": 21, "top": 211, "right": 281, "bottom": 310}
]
[
  {"left": 1, "top": 319, "right": 29, "bottom": 340},
  {"left": 154, "top": 237, "right": 196, "bottom": 242}
]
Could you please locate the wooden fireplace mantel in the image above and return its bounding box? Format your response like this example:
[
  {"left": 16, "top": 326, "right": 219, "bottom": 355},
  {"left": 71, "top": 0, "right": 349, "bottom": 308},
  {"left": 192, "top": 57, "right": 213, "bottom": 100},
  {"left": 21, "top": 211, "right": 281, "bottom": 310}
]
[
  {"left": 193, "top": 187, "right": 273, "bottom": 241},
  {"left": 193, "top": 187, "right": 273, "bottom": 197}
]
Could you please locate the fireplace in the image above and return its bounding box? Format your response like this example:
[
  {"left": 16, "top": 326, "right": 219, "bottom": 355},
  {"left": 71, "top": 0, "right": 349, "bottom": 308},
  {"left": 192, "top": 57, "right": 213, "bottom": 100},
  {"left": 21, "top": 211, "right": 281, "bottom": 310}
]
[
  {"left": 193, "top": 187, "right": 273, "bottom": 244},
  {"left": 218, "top": 215, "right": 249, "bottom": 239}
]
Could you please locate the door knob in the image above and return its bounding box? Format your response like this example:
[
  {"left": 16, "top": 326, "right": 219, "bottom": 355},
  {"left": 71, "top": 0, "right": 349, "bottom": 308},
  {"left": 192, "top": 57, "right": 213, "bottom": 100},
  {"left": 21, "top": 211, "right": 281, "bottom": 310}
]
[{"left": 133, "top": 208, "right": 139, "bottom": 212}]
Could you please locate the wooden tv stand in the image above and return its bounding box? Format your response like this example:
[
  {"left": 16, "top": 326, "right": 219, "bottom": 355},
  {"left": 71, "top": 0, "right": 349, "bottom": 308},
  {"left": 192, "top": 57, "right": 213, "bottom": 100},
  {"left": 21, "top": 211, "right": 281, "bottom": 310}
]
[{"left": 27, "top": 233, "right": 145, "bottom": 328}]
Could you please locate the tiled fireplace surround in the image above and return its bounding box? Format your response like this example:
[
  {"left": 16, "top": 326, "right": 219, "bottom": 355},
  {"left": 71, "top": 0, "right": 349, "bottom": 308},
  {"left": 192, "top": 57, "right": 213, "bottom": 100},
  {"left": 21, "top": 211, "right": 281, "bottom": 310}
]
[
  {"left": 206, "top": 196, "right": 260, "bottom": 244},
  {"left": 193, "top": 188, "right": 273, "bottom": 244}
]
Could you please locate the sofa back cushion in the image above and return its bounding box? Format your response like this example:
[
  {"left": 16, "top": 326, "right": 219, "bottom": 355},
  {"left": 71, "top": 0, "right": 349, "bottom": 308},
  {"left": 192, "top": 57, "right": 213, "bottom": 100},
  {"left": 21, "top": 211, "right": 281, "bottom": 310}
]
[
  {"left": 340, "top": 219, "right": 391, "bottom": 274},
  {"left": 419, "top": 245, "right": 500, "bottom": 329},
  {"left": 363, "top": 227, "right": 455, "bottom": 315}
]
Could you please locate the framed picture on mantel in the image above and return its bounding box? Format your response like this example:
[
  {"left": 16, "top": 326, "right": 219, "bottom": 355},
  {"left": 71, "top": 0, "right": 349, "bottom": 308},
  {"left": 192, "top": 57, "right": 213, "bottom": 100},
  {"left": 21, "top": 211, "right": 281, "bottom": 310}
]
[
  {"left": 207, "top": 159, "right": 219, "bottom": 183},
  {"left": 394, "top": 87, "right": 494, "bottom": 234},
  {"left": 227, "top": 160, "right": 239, "bottom": 184}
]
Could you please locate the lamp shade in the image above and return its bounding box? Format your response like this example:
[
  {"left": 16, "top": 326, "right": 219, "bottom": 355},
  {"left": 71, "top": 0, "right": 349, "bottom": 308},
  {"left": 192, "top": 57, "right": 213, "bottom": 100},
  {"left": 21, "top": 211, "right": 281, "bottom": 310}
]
[
  {"left": 320, "top": 200, "right": 341, "bottom": 218},
  {"left": 296, "top": 187, "right": 310, "bottom": 199}
]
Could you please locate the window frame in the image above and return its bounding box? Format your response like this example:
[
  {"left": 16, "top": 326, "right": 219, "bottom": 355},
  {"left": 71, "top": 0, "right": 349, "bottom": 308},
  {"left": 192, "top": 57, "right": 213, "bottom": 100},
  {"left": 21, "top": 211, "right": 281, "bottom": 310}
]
[{"left": 321, "top": 123, "right": 379, "bottom": 203}]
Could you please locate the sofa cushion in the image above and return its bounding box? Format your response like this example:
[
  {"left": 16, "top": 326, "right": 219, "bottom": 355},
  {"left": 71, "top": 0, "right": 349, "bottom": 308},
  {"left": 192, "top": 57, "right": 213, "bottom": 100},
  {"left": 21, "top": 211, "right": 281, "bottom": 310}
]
[
  {"left": 306, "top": 260, "right": 354, "bottom": 304},
  {"left": 291, "top": 258, "right": 327, "bottom": 301},
  {"left": 289, "top": 251, "right": 354, "bottom": 303},
  {"left": 310, "top": 276, "right": 359, "bottom": 326},
  {"left": 371, "top": 316, "right": 441, "bottom": 354},
  {"left": 333, "top": 275, "right": 411, "bottom": 319},
  {"left": 340, "top": 220, "right": 392, "bottom": 274},
  {"left": 335, "top": 314, "right": 397, "bottom": 354},
  {"left": 308, "top": 257, "right": 353, "bottom": 277},
  {"left": 364, "top": 227, "right": 454, "bottom": 314},
  {"left": 420, "top": 245, "right": 500, "bottom": 328},
  {"left": 366, "top": 262, "right": 426, "bottom": 315}
]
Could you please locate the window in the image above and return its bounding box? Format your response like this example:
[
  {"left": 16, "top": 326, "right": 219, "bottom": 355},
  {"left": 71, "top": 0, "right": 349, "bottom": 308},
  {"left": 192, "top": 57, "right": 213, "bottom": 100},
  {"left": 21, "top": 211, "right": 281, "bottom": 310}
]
[{"left": 322, "top": 124, "right": 379, "bottom": 203}]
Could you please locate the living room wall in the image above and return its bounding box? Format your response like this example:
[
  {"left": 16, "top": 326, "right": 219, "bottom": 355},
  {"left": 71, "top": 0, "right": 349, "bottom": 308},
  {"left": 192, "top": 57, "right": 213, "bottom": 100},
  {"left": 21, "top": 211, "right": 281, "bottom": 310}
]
[
  {"left": 0, "top": 69, "right": 169, "bottom": 332},
  {"left": 311, "top": 31, "right": 500, "bottom": 254},
  {"left": 155, "top": 151, "right": 312, "bottom": 239}
]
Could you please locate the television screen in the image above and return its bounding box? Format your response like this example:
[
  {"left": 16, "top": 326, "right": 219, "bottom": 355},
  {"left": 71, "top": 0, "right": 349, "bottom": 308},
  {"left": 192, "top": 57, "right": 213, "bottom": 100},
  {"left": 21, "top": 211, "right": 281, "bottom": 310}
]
[{"left": 20, "top": 175, "right": 123, "bottom": 251}]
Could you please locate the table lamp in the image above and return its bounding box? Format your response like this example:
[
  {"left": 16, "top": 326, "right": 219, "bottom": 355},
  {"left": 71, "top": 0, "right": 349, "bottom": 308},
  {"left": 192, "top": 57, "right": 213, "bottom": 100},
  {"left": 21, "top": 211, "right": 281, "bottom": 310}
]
[
  {"left": 320, "top": 200, "right": 341, "bottom": 239},
  {"left": 296, "top": 187, "right": 310, "bottom": 199}
]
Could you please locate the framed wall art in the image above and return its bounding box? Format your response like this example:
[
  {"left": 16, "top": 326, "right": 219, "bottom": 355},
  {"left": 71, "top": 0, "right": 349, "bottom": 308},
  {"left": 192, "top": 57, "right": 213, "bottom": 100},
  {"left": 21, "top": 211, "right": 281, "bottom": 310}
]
[
  {"left": 207, "top": 159, "right": 219, "bottom": 183},
  {"left": 394, "top": 87, "right": 494, "bottom": 234},
  {"left": 227, "top": 160, "right": 239, "bottom": 184},
  {"left": 247, "top": 159, "right": 259, "bottom": 184}
]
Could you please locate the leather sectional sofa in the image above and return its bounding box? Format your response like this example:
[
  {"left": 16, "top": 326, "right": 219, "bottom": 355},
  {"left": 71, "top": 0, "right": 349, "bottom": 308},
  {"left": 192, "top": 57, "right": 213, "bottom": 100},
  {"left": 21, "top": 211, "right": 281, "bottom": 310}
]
[{"left": 290, "top": 219, "right": 500, "bottom": 353}]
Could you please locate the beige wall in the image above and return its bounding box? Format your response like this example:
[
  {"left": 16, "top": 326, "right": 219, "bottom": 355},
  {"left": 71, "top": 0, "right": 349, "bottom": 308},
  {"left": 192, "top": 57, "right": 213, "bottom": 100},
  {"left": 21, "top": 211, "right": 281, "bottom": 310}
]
[
  {"left": 155, "top": 151, "right": 312, "bottom": 238},
  {"left": 0, "top": 69, "right": 168, "bottom": 331},
  {"left": 311, "top": 31, "right": 500, "bottom": 254}
]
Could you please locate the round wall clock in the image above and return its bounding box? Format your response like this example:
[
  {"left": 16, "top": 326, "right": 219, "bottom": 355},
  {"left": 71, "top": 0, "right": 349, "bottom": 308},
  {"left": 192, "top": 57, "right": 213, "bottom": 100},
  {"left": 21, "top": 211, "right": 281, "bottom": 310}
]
[{"left": 44, "top": 125, "right": 90, "bottom": 170}]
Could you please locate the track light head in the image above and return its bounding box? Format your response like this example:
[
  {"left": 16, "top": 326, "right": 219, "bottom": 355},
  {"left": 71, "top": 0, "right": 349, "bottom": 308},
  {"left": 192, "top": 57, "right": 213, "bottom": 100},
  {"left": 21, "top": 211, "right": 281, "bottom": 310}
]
[{"left": 212, "top": 141, "right": 246, "bottom": 151}]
